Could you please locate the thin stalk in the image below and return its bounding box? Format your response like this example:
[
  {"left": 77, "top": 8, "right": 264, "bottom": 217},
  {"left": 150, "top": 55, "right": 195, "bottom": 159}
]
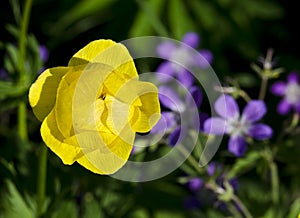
[
  {"left": 17, "top": 0, "right": 33, "bottom": 141},
  {"left": 259, "top": 75, "right": 268, "bottom": 100},
  {"left": 36, "top": 145, "right": 48, "bottom": 217},
  {"left": 18, "top": 101, "right": 28, "bottom": 141},
  {"left": 231, "top": 194, "right": 254, "bottom": 218},
  {"left": 270, "top": 162, "right": 279, "bottom": 205},
  {"left": 177, "top": 145, "right": 203, "bottom": 175},
  {"left": 18, "top": 0, "right": 32, "bottom": 83}
]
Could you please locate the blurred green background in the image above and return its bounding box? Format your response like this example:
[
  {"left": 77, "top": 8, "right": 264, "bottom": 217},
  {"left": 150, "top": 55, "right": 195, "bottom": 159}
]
[{"left": 1, "top": 0, "right": 300, "bottom": 217}]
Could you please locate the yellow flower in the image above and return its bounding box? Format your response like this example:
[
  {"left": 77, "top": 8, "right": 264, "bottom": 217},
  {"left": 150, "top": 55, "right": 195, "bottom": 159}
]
[{"left": 29, "top": 39, "right": 160, "bottom": 174}]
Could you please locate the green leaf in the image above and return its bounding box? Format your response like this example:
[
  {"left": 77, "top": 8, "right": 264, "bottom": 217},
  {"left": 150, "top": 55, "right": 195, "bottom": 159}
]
[
  {"left": 191, "top": 0, "right": 220, "bottom": 30},
  {"left": 168, "top": 0, "right": 196, "bottom": 39},
  {"left": 82, "top": 194, "right": 103, "bottom": 218},
  {"left": 155, "top": 210, "right": 185, "bottom": 218},
  {"left": 234, "top": 72, "right": 258, "bottom": 88},
  {"left": 26, "top": 34, "right": 43, "bottom": 82},
  {"left": 51, "top": 201, "right": 77, "bottom": 218},
  {"left": 227, "top": 151, "right": 261, "bottom": 179},
  {"left": 135, "top": 0, "right": 168, "bottom": 37},
  {"left": 240, "top": 0, "right": 284, "bottom": 19},
  {"left": 287, "top": 198, "right": 300, "bottom": 218},
  {"left": 5, "top": 24, "right": 20, "bottom": 39},
  {"left": 0, "top": 81, "right": 27, "bottom": 99},
  {"left": 1, "top": 180, "right": 34, "bottom": 218},
  {"left": 5, "top": 43, "right": 19, "bottom": 75},
  {"left": 54, "top": 0, "right": 116, "bottom": 32},
  {"left": 9, "top": 0, "right": 21, "bottom": 25},
  {"left": 129, "top": 0, "right": 166, "bottom": 37}
]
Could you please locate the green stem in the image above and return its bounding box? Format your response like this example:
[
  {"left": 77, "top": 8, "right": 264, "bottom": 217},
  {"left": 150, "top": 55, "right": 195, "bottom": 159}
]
[
  {"left": 36, "top": 145, "right": 48, "bottom": 217},
  {"left": 18, "top": 101, "right": 28, "bottom": 141},
  {"left": 178, "top": 145, "right": 203, "bottom": 174},
  {"left": 270, "top": 161, "right": 279, "bottom": 205},
  {"left": 259, "top": 75, "right": 268, "bottom": 100},
  {"left": 17, "top": 0, "right": 33, "bottom": 141},
  {"left": 18, "top": 0, "right": 32, "bottom": 83},
  {"left": 136, "top": 0, "right": 169, "bottom": 37},
  {"left": 231, "top": 194, "right": 254, "bottom": 218}
]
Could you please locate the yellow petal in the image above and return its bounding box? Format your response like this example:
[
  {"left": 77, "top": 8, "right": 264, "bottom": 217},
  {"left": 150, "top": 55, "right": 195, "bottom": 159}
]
[
  {"left": 101, "top": 95, "right": 131, "bottom": 135},
  {"left": 68, "top": 39, "right": 138, "bottom": 80},
  {"left": 29, "top": 67, "right": 69, "bottom": 121},
  {"left": 54, "top": 66, "right": 83, "bottom": 138},
  {"left": 129, "top": 82, "right": 161, "bottom": 133},
  {"left": 75, "top": 126, "right": 134, "bottom": 174},
  {"left": 41, "top": 110, "right": 82, "bottom": 165},
  {"left": 71, "top": 64, "right": 113, "bottom": 133}
]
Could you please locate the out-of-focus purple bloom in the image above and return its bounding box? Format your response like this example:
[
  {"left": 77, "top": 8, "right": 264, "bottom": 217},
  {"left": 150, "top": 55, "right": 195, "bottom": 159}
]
[
  {"left": 39, "top": 45, "right": 49, "bottom": 62},
  {"left": 271, "top": 71, "right": 300, "bottom": 115},
  {"left": 183, "top": 196, "right": 201, "bottom": 210},
  {"left": 203, "top": 95, "right": 272, "bottom": 156},
  {"left": 156, "top": 32, "right": 213, "bottom": 87},
  {"left": 158, "top": 85, "right": 202, "bottom": 146},
  {"left": 207, "top": 161, "right": 224, "bottom": 176},
  {"left": 188, "top": 178, "right": 203, "bottom": 191},
  {"left": 0, "top": 68, "right": 8, "bottom": 80}
]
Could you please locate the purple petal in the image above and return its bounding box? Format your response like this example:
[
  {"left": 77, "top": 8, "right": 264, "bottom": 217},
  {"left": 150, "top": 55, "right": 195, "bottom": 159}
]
[
  {"left": 228, "top": 136, "right": 247, "bottom": 157},
  {"left": 39, "top": 45, "right": 49, "bottom": 62},
  {"left": 0, "top": 68, "right": 8, "bottom": 79},
  {"left": 271, "top": 81, "right": 286, "bottom": 96},
  {"left": 248, "top": 124, "right": 273, "bottom": 140},
  {"left": 186, "top": 86, "right": 202, "bottom": 107},
  {"left": 287, "top": 72, "right": 299, "bottom": 83},
  {"left": 277, "top": 99, "right": 292, "bottom": 115},
  {"left": 182, "top": 32, "right": 200, "bottom": 48},
  {"left": 229, "top": 178, "right": 239, "bottom": 191},
  {"left": 207, "top": 162, "right": 217, "bottom": 176},
  {"left": 157, "top": 41, "right": 177, "bottom": 59},
  {"left": 192, "top": 50, "right": 213, "bottom": 68},
  {"left": 294, "top": 102, "right": 300, "bottom": 114},
  {"left": 151, "top": 112, "right": 177, "bottom": 134},
  {"left": 156, "top": 62, "right": 175, "bottom": 83},
  {"left": 188, "top": 178, "right": 203, "bottom": 191},
  {"left": 242, "top": 100, "right": 266, "bottom": 123},
  {"left": 177, "top": 69, "right": 194, "bottom": 87},
  {"left": 168, "top": 126, "right": 186, "bottom": 146},
  {"left": 183, "top": 196, "right": 201, "bottom": 210},
  {"left": 199, "top": 112, "right": 209, "bottom": 131},
  {"left": 159, "top": 86, "right": 185, "bottom": 112},
  {"left": 214, "top": 95, "right": 239, "bottom": 119},
  {"left": 203, "top": 117, "right": 227, "bottom": 135}
]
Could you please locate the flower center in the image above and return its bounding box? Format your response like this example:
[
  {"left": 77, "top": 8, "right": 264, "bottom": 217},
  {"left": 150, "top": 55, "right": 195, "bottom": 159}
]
[
  {"left": 227, "top": 116, "right": 250, "bottom": 137},
  {"left": 285, "top": 83, "right": 300, "bottom": 104}
]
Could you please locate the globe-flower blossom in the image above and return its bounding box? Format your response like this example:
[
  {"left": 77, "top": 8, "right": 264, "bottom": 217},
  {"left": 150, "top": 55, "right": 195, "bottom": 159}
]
[
  {"left": 29, "top": 39, "right": 160, "bottom": 174},
  {"left": 203, "top": 95, "right": 272, "bottom": 156},
  {"left": 156, "top": 32, "right": 213, "bottom": 87},
  {"left": 271, "top": 71, "right": 300, "bottom": 115}
]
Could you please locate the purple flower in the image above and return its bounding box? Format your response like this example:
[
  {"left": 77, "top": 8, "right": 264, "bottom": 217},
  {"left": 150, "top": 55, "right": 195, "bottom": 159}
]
[
  {"left": 156, "top": 32, "right": 213, "bottom": 87},
  {"left": 39, "top": 45, "right": 49, "bottom": 62},
  {"left": 157, "top": 85, "right": 202, "bottom": 146},
  {"left": 271, "top": 71, "right": 300, "bottom": 114},
  {"left": 188, "top": 178, "right": 203, "bottom": 191},
  {"left": 207, "top": 161, "right": 224, "bottom": 176},
  {"left": 0, "top": 68, "right": 8, "bottom": 80},
  {"left": 183, "top": 196, "right": 201, "bottom": 210},
  {"left": 203, "top": 95, "right": 272, "bottom": 156}
]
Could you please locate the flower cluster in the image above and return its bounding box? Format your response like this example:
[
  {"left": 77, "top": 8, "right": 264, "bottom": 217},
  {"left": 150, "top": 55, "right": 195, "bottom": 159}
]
[{"left": 156, "top": 32, "right": 213, "bottom": 87}]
